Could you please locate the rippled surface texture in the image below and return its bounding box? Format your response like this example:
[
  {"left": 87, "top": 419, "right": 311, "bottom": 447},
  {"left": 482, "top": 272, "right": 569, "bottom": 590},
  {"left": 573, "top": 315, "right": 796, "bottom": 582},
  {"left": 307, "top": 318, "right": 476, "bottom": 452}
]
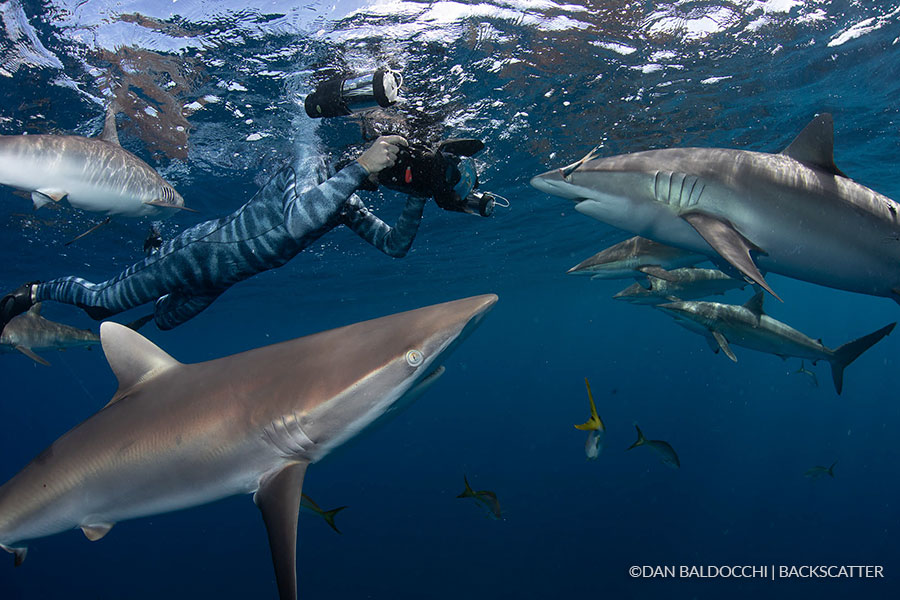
[{"left": 1, "top": 1, "right": 900, "bottom": 598}]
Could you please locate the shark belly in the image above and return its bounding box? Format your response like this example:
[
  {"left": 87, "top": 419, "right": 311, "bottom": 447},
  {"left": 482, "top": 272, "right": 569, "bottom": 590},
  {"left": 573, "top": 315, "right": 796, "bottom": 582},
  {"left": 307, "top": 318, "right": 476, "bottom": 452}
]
[
  {"left": 0, "top": 384, "right": 287, "bottom": 546},
  {"left": 718, "top": 320, "right": 828, "bottom": 361}
]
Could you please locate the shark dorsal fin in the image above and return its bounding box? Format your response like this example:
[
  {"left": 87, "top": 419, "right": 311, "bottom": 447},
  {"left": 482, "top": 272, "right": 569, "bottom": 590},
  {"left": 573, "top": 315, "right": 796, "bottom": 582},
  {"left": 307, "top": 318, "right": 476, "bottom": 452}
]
[
  {"left": 743, "top": 291, "right": 766, "bottom": 316},
  {"left": 780, "top": 114, "right": 847, "bottom": 178},
  {"left": 27, "top": 303, "right": 42, "bottom": 316},
  {"left": 99, "top": 104, "right": 121, "bottom": 146},
  {"left": 100, "top": 322, "right": 180, "bottom": 402}
]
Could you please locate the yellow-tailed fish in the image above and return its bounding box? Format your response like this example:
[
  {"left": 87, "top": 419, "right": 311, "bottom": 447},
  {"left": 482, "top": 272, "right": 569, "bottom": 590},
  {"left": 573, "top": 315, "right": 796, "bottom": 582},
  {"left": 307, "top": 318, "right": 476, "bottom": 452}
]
[
  {"left": 627, "top": 424, "right": 680, "bottom": 469},
  {"left": 574, "top": 377, "right": 606, "bottom": 459},
  {"left": 457, "top": 475, "right": 502, "bottom": 520}
]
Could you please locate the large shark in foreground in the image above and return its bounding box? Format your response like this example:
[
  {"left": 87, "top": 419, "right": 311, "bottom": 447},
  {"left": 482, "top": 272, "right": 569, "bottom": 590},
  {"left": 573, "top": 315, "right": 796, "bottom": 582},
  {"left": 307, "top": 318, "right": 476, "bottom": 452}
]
[
  {"left": 0, "top": 303, "right": 99, "bottom": 366},
  {"left": 657, "top": 292, "right": 894, "bottom": 394},
  {"left": 0, "top": 106, "right": 189, "bottom": 217},
  {"left": 531, "top": 114, "right": 900, "bottom": 303},
  {"left": 0, "top": 294, "right": 498, "bottom": 599}
]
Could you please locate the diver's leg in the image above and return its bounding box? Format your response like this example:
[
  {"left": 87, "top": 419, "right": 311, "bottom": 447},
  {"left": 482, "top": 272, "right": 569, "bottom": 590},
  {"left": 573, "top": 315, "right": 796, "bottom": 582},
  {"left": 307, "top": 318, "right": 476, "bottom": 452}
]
[{"left": 153, "top": 291, "right": 223, "bottom": 331}]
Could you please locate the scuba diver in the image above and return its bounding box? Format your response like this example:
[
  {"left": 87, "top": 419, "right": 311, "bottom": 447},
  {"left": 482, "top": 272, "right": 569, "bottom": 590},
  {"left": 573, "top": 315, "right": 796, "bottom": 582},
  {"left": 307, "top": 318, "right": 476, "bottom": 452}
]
[
  {"left": 0, "top": 68, "right": 503, "bottom": 333},
  {"left": 0, "top": 133, "right": 493, "bottom": 331}
]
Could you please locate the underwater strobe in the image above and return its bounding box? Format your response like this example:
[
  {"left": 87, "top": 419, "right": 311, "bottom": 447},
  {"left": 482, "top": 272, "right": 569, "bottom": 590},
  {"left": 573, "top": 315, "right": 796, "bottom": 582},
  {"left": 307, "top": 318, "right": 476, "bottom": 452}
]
[{"left": 305, "top": 68, "right": 402, "bottom": 118}]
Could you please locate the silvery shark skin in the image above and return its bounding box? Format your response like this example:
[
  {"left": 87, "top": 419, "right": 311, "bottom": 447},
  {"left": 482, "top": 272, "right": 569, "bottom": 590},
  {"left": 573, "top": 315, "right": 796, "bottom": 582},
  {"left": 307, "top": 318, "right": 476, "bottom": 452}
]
[
  {"left": 656, "top": 293, "right": 895, "bottom": 394},
  {"left": 531, "top": 114, "right": 900, "bottom": 303},
  {"left": 0, "top": 303, "right": 99, "bottom": 366},
  {"left": 0, "top": 294, "right": 498, "bottom": 599},
  {"left": 613, "top": 267, "right": 746, "bottom": 304},
  {"left": 0, "top": 109, "right": 185, "bottom": 217},
  {"left": 568, "top": 235, "right": 704, "bottom": 279}
]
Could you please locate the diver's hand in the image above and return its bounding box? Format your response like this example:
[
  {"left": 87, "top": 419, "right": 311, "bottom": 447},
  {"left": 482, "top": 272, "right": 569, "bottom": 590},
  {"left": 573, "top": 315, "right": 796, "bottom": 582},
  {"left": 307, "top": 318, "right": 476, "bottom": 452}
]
[{"left": 357, "top": 135, "right": 408, "bottom": 174}]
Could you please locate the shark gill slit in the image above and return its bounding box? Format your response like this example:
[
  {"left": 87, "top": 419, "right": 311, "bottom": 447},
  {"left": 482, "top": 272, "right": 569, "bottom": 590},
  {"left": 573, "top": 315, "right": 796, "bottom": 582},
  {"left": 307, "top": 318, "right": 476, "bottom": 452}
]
[{"left": 262, "top": 413, "right": 314, "bottom": 457}]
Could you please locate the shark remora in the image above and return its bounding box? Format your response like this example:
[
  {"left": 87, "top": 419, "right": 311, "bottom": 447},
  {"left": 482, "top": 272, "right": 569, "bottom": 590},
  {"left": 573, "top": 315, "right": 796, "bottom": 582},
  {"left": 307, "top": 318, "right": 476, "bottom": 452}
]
[
  {"left": 0, "top": 303, "right": 99, "bottom": 366},
  {"left": 0, "top": 294, "right": 498, "bottom": 599},
  {"left": 531, "top": 114, "right": 900, "bottom": 303},
  {"left": 0, "top": 107, "right": 188, "bottom": 217}
]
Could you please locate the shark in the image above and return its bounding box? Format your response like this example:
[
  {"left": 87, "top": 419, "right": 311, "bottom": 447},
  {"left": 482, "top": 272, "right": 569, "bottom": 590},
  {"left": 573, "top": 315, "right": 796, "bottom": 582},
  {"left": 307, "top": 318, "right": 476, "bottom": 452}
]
[
  {"left": 0, "top": 293, "right": 498, "bottom": 599},
  {"left": 567, "top": 235, "right": 705, "bottom": 280},
  {"left": 613, "top": 267, "right": 746, "bottom": 305},
  {"left": 0, "top": 303, "right": 99, "bottom": 366},
  {"left": 0, "top": 106, "right": 190, "bottom": 217},
  {"left": 531, "top": 114, "right": 900, "bottom": 303},
  {"left": 656, "top": 292, "right": 895, "bottom": 394}
]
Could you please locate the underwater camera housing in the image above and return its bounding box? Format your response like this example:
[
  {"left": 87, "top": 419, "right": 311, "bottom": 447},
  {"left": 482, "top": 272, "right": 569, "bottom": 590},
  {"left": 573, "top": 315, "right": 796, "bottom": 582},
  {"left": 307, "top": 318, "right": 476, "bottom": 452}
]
[
  {"left": 378, "top": 138, "right": 496, "bottom": 217},
  {"left": 305, "top": 68, "right": 402, "bottom": 118}
]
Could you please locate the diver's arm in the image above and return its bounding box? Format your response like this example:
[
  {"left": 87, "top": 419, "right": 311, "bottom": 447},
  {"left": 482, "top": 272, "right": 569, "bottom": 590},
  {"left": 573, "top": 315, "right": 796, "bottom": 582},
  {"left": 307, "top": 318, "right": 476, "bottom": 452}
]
[
  {"left": 341, "top": 194, "right": 427, "bottom": 258},
  {"left": 282, "top": 135, "right": 406, "bottom": 240}
]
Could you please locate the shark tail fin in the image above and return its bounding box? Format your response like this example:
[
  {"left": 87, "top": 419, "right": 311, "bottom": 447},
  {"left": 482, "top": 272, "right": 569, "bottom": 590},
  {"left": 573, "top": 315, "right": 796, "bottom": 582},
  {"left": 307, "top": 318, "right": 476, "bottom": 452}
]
[
  {"left": 829, "top": 322, "right": 896, "bottom": 394},
  {"left": 627, "top": 424, "right": 646, "bottom": 451},
  {"left": 457, "top": 475, "right": 476, "bottom": 498},
  {"left": 320, "top": 506, "right": 348, "bottom": 534},
  {"left": 0, "top": 543, "right": 27, "bottom": 567},
  {"left": 828, "top": 461, "right": 837, "bottom": 478}
]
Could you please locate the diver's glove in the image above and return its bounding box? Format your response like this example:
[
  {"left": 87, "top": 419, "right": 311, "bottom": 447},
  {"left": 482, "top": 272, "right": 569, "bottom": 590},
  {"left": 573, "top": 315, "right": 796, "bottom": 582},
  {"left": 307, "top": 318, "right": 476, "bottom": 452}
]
[{"left": 357, "top": 135, "right": 408, "bottom": 174}]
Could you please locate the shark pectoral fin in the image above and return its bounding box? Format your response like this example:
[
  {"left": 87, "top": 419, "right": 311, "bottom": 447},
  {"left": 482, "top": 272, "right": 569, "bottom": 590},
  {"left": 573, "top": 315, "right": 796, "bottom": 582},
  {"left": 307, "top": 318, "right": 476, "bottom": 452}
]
[
  {"left": 780, "top": 113, "right": 847, "bottom": 178},
  {"left": 712, "top": 331, "right": 737, "bottom": 362},
  {"left": 255, "top": 461, "right": 308, "bottom": 600},
  {"left": 637, "top": 265, "right": 675, "bottom": 281},
  {"left": 32, "top": 189, "right": 66, "bottom": 209},
  {"left": 704, "top": 335, "right": 720, "bottom": 354},
  {"left": 15, "top": 345, "right": 50, "bottom": 366},
  {"left": 143, "top": 200, "right": 199, "bottom": 213},
  {"left": 681, "top": 213, "right": 781, "bottom": 302},
  {"left": 0, "top": 543, "right": 27, "bottom": 566},
  {"left": 81, "top": 522, "right": 115, "bottom": 541},
  {"left": 99, "top": 322, "right": 181, "bottom": 404}
]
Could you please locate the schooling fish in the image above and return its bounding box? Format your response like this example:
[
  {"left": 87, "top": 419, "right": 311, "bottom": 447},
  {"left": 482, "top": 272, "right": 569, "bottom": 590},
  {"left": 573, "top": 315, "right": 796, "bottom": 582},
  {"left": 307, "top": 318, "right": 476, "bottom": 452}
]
[
  {"left": 0, "top": 294, "right": 497, "bottom": 599},
  {"left": 657, "top": 292, "right": 895, "bottom": 394},
  {"left": 457, "top": 475, "right": 502, "bottom": 520},
  {"left": 0, "top": 303, "right": 99, "bottom": 366},
  {"left": 805, "top": 461, "right": 837, "bottom": 479},
  {"left": 574, "top": 377, "right": 605, "bottom": 459},
  {"left": 532, "top": 114, "right": 900, "bottom": 304},
  {"left": 794, "top": 360, "right": 819, "bottom": 388},
  {"left": 0, "top": 105, "right": 190, "bottom": 218},
  {"left": 568, "top": 235, "right": 704, "bottom": 280},
  {"left": 299, "top": 494, "right": 347, "bottom": 534},
  {"left": 627, "top": 425, "right": 680, "bottom": 469}
]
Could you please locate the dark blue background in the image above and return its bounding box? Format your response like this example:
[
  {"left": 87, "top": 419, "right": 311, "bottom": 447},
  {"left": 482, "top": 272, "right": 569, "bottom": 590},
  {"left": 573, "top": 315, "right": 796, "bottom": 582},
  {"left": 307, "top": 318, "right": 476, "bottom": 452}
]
[{"left": 1, "top": 1, "right": 899, "bottom": 598}]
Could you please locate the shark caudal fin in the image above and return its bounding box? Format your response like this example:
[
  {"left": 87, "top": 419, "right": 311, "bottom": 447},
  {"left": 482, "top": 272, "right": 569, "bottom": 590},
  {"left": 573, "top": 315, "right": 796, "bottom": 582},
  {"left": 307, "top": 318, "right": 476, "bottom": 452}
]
[
  {"left": 829, "top": 322, "right": 895, "bottom": 394},
  {"left": 457, "top": 475, "right": 476, "bottom": 498},
  {"left": 627, "top": 424, "right": 646, "bottom": 450},
  {"left": 828, "top": 461, "right": 837, "bottom": 478},
  {"left": 0, "top": 543, "right": 27, "bottom": 567}
]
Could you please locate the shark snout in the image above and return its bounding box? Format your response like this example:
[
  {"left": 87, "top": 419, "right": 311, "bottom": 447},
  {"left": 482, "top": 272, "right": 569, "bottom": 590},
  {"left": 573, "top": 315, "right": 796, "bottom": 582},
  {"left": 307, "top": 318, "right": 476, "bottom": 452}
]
[{"left": 529, "top": 169, "right": 579, "bottom": 200}]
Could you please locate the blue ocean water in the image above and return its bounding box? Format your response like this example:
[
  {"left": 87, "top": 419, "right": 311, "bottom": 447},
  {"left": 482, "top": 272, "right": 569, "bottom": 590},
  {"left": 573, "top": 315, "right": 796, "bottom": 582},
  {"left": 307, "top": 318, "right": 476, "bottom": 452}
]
[{"left": 1, "top": 0, "right": 900, "bottom": 598}]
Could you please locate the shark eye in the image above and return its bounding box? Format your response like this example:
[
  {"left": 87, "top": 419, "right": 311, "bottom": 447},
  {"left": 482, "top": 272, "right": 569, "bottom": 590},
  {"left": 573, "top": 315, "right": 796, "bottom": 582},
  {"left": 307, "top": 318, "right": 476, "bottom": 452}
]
[{"left": 405, "top": 349, "right": 424, "bottom": 367}]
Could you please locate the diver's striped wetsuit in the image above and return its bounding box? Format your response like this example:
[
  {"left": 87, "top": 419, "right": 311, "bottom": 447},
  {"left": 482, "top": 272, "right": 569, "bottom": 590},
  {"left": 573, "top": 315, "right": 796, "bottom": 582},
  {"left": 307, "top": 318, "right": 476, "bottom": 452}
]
[{"left": 35, "top": 160, "right": 426, "bottom": 329}]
